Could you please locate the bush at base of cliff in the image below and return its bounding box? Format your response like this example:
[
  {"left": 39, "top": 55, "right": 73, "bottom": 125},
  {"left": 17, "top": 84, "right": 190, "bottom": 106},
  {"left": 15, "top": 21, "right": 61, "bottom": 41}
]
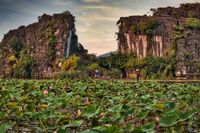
[
  {"left": 88, "top": 63, "right": 101, "bottom": 71},
  {"left": 61, "top": 55, "right": 81, "bottom": 71},
  {"left": 139, "top": 56, "right": 169, "bottom": 79},
  {"left": 109, "top": 68, "right": 121, "bottom": 79},
  {"left": 13, "top": 55, "right": 36, "bottom": 79}
]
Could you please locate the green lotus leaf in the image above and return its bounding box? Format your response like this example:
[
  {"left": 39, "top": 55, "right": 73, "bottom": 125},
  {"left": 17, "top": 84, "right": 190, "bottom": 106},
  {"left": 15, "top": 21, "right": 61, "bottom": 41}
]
[
  {"left": 141, "top": 122, "right": 155, "bottom": 132},
  {"left": 108, "top": 104, "right": 123, "bottom": 112},
  {"left": 57, "top": 127, "right": 71, "bottom": 133},
  {"left": 152, "top": 103, "right": 165, "bottom": 111},
  {"left": 66, "top": 120, "right": 84, "bottom": 127},
  {"left": 0, "top": 124, "right": 9, "bottom": 133},
  {"left": 104, "top": 126, "right": 120, "bottom": 133},
  {"left": 81, "top": 129, "right": 99, "bottom": 133},
  {"left": 138, "top": 111, "right": 148, "bottom": 119},
  {"left": 179, "top": 111, "right": 193, "bottom": 122},
  {"left": 0, "top": 112, "right": 6, "bottom": 119},
  {"left": 165, "top": 102, "right": 176, "bottom": 111},
  {"left": 120, "top": 124, "right": 134, "bottom": 132},
  {"left": 92, "top": 126, "right": 107, "bottom": 132},
  {"left": 159, "top": 114, "right": 179, "bottom": 127},
  {"left": 132, "top": 127, "right": 143, "bottom": 133},
  {"left": 83, "top": 104, "right": 100, "bottom": 118}
]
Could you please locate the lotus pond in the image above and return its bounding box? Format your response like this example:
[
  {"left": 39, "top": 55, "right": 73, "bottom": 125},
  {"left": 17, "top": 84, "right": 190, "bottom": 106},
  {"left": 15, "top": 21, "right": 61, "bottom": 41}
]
[{"left": 0, "top": 79, "right": 200, "bottom": 132}]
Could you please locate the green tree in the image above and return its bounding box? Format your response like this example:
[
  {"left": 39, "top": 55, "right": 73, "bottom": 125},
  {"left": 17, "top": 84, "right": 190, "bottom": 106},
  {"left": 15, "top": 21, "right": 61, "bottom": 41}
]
[
  {"left": 141, "top": 56, "right": 166, "bottom": 79},
  {"left": 88, "top": 63, "right": 101, "bottom": 71},
  {"left": 109, "top": 52, "right": 137, "bottom": 78},
  {"left": 13, "top": 54, "right": 36, "bottom": 79},
  {"left": 61, "top": 55, "right": 80, "bottom": 71}
]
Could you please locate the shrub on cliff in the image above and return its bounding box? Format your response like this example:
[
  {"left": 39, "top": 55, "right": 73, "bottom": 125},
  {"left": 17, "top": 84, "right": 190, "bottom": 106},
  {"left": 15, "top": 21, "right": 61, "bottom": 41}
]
[
  {"left": 11, "top": 37, "right": 23, "bottom": 58},
  {"left": 139, "top": 18, "right": 160, "bottom": 35},
  {"left": 8, "top": 55, "right": 17, "bottom": 63},
  {"left": 131, "top": 24, "right": 138, "bottom": 33},
  {"left": 61, "top": 55, "right": 80, "bottom": 71},
  {"left": 131, "top": 18, "right": 160, "bottom": 35},
  {"left": 13, "top": 55, "right": 36, "bottom": 79},
  {"left": 185, "top": 17, "right": 200, "bottom": 29},
  {"left": 47, "top": 36, "right": 57, "bottom": 62}
]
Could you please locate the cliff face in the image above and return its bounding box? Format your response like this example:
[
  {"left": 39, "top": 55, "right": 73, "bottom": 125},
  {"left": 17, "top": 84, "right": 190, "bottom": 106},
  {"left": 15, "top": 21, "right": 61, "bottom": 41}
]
[
  {"left": 117, "top": 16, "right": 181, "bottom": 58},
  {"left": 0, "top": 11, "right": 87, "bottom": 79},
  {"left": 176, "top": 29, "right": 200, "bottom": 76},
  {"left": 117, "top": 3, "right": 200, "bottom": 77}
]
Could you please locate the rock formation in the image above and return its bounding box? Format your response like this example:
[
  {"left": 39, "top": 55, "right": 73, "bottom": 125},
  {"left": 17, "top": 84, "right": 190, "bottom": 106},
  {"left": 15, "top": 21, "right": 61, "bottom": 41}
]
[
  {"left": 117, "top": 3, "right": 200, "bottom": 78},
  {"left": 0, "top": 11, "right": 87, "bottom": 79}
]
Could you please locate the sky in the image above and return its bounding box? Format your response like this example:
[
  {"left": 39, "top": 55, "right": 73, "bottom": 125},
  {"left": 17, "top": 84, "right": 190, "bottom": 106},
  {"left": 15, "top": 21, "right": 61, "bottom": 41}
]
[{"left": 0, "top": 0, "right": 199, "bottom": 55}]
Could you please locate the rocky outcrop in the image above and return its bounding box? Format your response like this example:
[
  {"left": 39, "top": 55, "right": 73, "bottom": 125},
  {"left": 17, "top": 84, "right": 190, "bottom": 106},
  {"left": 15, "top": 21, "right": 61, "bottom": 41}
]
[
  {"left": 176, "top": 29, "right": 200, "bottom": 77},
  {"left": 0, "top": 11, "right": 87, "bottom": 79},
  {"left": 117, "top": 15, "right": 183, "bottom": 58},
  {"left": 117, "top": 3, "right": 200, "bottom": 78}
]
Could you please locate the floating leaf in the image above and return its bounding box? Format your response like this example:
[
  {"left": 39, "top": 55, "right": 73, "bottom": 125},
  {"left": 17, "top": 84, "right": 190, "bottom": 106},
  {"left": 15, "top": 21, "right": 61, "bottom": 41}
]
[
  {"left": 179, "top": 111, "right": 193, "bottom": 122},
  {"left": 138, "top": 111, "right": 148, "bottom": 119},
  {"left": 81, "top": 129, "right": 99, "bottom": 133},
  {"left": 132, "top": 127, "right": 143, "bottom": 133},
  {"left": 153, "top": 103, "right": 165, "bottom": 111},
  {"left": 121, "top": 124, "right": 134, "bottom": 132},
  {"left": 159, "top": 114, "right": 179, "bottom": 127},
  {"left": 0, "top": 124, "right": 9, "bottom": 133},
  {"left": 83, "top": 104, "right": 100, "bottom": 118},
  {"left": 57, "top": 127, "right": 71, "bottom": 133},
  {"left": 104, "top": 126, "right": 120, "bottom": 133},
  {"left": 66, "top": 120, "right": 84, "bottom": 128},
  {"left": 92, "top": 126, "right": 107, "bottom": 132},
  {"left": 141, "top": 122, "right": 155, "bottom": 132},
  {"left": 108, "top": 104, "right": 123, "bottom": 112},
  {"left": 165, "top": 102, "right": 176, "bottom": 111},
  {"left": 0, "top": 112, "right": 6, "bottom": 119}
]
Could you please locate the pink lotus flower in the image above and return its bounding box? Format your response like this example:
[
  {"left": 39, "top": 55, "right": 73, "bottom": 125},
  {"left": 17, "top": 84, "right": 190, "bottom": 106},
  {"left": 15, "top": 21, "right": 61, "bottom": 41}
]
[{"left": 43, "top": 90, "right": 48, "bottom": 95}]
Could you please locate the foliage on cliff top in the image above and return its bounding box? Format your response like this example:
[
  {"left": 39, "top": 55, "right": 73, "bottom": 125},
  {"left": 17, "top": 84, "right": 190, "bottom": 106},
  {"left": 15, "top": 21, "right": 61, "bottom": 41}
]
[
  {"left": 131, "top": 18, "right": 160, "bottom": 35},
  {"left": 185, "top": 17, "right": 200, "bottom": 29}
]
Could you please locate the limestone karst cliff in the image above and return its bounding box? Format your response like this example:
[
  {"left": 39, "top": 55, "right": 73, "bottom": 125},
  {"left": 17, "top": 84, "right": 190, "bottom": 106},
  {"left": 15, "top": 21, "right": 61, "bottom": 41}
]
[
  {"left": 117, "top": 3, "right": 200, "bottom": 78},
  {"left": 0, "top": 11, "right": 87, "bottom": 79}
]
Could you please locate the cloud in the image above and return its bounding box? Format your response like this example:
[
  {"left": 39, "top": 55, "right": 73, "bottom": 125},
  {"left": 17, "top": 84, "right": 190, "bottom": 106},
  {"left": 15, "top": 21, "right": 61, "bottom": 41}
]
[{"left": 82, "top": 0, "right": 101, "bottom": 3}]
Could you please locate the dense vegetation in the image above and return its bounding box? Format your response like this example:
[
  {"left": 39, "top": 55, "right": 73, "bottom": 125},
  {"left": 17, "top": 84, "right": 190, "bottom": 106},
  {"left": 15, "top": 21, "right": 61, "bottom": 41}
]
[
  {"left": 97, "top": 52, "right": 176, "bottom": 79},
  {"left": 5, "top": 37, "right": 36, "bottom": 79},
  {"left": 185, "top": 17, "right": 200, "bottom": 29},
  {"left": 131, "top": 18, "right": 160, "bottom": 35},
  {"left": 0, "top": 79, "right": 200, "bottom": 132}
]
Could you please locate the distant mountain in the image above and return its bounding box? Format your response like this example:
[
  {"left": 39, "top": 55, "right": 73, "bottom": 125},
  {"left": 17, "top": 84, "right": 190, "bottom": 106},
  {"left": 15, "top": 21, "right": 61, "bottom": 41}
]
[{"left": 98, "top": 52, "right": 113, "bottom": 58}]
